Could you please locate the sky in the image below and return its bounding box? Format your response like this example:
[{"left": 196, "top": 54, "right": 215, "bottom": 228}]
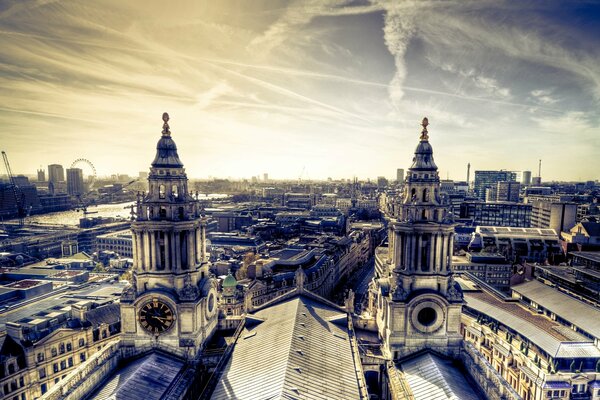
[{"left": 0, "top": 0, "right": 599, "bottom": 182}]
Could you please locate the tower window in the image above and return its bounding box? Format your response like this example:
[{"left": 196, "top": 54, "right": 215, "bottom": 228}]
[
  {"left": 422, "top": 189, "right": 429, "bottom": 202},
  {"left": 417, "top": 307, "right": 437, "bottom": 327},
  {"left": 159, "top": 185, "right": 166, "bottom": 199},
  {"left": 159, "top": 207, "right": 167, "bottom": 219},
  {"left": 172, "top": 185, "right": 179, "bottom": 199}
]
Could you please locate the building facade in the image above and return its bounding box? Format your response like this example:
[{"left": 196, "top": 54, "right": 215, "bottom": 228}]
[
  {"left": 65, "top": 168, "right": 84, "bottom": 196},
  {"left": 474, "top": 170, "right": 517, "bottom": 200}
]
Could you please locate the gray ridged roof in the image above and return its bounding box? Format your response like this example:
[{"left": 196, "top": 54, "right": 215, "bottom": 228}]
[
  {"left": 512, "top": 279, "right": 600, "bottom": 339},
  {"left": 465, "top": 293, "right": 600, "bottom": 359},
  {"left": 89, "top": 352, "right": 185, "bottom": 400},
  {"left": 400, "top": 352, "right": 482, "bottom": 400},
  {"left": 212, "top": 295, "right": 362, "bottom": 400}
]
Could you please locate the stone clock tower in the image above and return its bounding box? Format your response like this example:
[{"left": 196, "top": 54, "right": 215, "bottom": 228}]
[
  {"left": 120, "top": 113, "right": 218, "bottom": 358},
  {"left": 376, "top": 118, "right": 463, "bottom": 360}
]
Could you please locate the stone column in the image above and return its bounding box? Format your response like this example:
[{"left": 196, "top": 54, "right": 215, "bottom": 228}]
[
  {"left": 187, "top": 230, "right": 195, "bottom": 267},
  {"left": 195, "top": 228, "right": 201, "bottom": 263},
  {"left": 417, "top": 234, "right": 423, "bottom": 271},
  {"left": 149, "top": 231, "right": 157, "bottom": 271},
  {"left": 428, "top": 233, "right": 435, "bottom": 272},
  {"left": 201, "top": 224, "right": 207, "bottom": 262},
  {"left": 131, "top": 232, "right": 138, "bottom": 269},
  {"left": 410, "top": 234, "right": 417, "bottom": 271},
  {"left": 441, "top": 235, "right": 448, "bottom": 273},
  {"left": 143, "top": 231, "right": 150, "bottom": 271},
  {"left": 388, "top": 228, "right": 395, "bottom": 264},
  {"left": 175, "top": 231, "right": 182, "bottom": 270},
  {"left": 396, "top": 233, "right": 403, "bottom": 270},
  {"left": 164, "top": 231, "right": 170, "bottom": 270},
  {"left": 435, "top": 233, "right": 442, "bottom": 272},
  {"left": 447, "top": 234, "right": 454, "bottom": 271}
]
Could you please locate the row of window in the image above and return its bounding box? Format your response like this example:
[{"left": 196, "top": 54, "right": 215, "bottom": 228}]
[
  {"left": 3, "top": 376, "right": 25, "bottom": 395},
  {"left": 38, "top": 339, "right": 85, "bottom": 362}
]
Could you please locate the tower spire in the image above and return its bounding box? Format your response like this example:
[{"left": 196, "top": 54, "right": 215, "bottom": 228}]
[
  {"left": 420, "top": 117, "right": 429, "bottom": 141},
  {"left": 162, "top": 112, "right": 171, "bottom": 136}
]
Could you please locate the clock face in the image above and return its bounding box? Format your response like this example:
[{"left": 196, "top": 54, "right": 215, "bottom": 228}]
[{"left": 139, "top": 298, "right": 175, "bottom": 335}]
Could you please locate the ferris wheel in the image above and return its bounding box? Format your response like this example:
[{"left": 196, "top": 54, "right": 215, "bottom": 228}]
[{"left": 71, "top": 158, "right": 97, "bottom": 190}]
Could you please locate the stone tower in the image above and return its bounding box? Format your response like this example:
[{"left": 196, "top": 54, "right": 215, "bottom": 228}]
[
  {"left": 120, "top": 113, "right": 218, "bottom": 357},
  {"left": 377, "top": 118, "right": 463, "bottom": 360}
]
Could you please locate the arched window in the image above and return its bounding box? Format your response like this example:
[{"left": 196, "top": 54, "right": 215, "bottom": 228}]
[
  {"left": 422, "top": 210, "right": 427, "bottom": 220},
  {"left": 78, "top": 339, "right": 85, "bottom": 348},
  {"left": 172, "top": 185, "right": 179, "bottom": 199},
  {"left": 411, "top": 188, "right": 416, "bottom": 201},
  {"left": 159, "top": 184, "right": 166, "bottom": 199},
  {"left": 8, "top": 364, "right": 14, "bottom": 374},
  {"left": 422, "top": 188, "right": 429, "bottom": 202}
]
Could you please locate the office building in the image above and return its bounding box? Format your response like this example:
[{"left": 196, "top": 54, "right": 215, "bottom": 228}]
[
  {"left": 459, "top": 201, "right": 531, "bottom": 227},
  {"left": 522, "top": 170, "right": 532, "bottom": 185},
  {"left": 47, "top": 164, "right": 64, "bottom": 183},
  {"left": 396, "top": 168, "right": 404, "bottom": 184},
  {"left": 473, "top": 170, "right": 517, "bottom": 200},
  {"left": 487, "top": 181, "right": 521, "bottom": 202},
  {"left": 66, "top": 168, "right": 84, "bottom": 196},
  {"left": 531, "top": 200, "right": 578, "bottom": 234}
]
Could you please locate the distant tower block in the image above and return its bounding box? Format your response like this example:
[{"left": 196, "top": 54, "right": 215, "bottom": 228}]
[
  {"left": 522, "top": 171, "right": 532, "bottom": 185},
  {"left": 397, "top": 168, "right": 405, "bottom": 184},
  {"left": 466, "top": 163, "right": 471, "bottom": 186}
]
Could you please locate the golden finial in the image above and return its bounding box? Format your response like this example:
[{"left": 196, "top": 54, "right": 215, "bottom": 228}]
[
  {"left": 420, "top": 117, "right": 429, "bottom": 141},
  {"left": 162, "top": 112, "right": 170, "bottom": 136}
]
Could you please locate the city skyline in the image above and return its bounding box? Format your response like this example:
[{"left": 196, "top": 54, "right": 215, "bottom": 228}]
[{"left": 1, "top": 1, "right": 599, "bottom": 181}]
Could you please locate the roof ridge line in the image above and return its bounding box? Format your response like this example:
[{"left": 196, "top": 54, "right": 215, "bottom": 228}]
[{"left": 279, "top": 298, "right": 305, "bottom": 399}]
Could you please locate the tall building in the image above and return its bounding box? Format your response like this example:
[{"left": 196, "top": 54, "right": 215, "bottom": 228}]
[
  {"left": 66, "top": 167, "right": 84, "bottom": 196},
  {"left": 37, "top": 168, "right": 45, "bottom": 182},
  {"left": 531, "top": 199, "right": 578, "bottom": 234},
  {"left": 396, "top": 168, "right": 404, "bottom": 184},
  {"left": 120, "top": 113, "right": 217, "bottom": 357},
  {"left": 459, "top": 201, "right": 531, "bottom": 227},
  {"left": 375, "top": 118, "right": 463, "bottom": 359},
  {"left": 473, "top": 170, "right": 516, "bottom": 200},
  {"left": 47, "top": 164, "right": 64, "bottom": 183},
  {"left": 521, "top": 170, "right": 532, "bottom": 185},
  {"left": 487, "top": 180, "right": 520, "bottom": 202}
]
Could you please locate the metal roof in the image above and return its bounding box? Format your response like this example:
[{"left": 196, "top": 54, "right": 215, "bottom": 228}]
[
  {"left": 212, "top": 295, "right": 362, "bottom": 400},
  {"left": 512, "top": 280, "right": 600, "bottom": 339},
  {"left": 400, "top": 353, "right": 483, "bottom": 400},
  {"left": 464, "top": 293, "right": 600, "bottom": 359},
  {"left": 89, "top": 352, "right": 185, "bottom": 400}
]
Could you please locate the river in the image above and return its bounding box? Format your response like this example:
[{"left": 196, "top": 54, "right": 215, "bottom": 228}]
[{"left": 10, "top": 194, "right": 229, "bottom": 227}]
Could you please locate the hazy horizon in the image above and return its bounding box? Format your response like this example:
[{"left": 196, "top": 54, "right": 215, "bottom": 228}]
[{"left": 1, "top": 1, "right": 599, "bottom": 181}]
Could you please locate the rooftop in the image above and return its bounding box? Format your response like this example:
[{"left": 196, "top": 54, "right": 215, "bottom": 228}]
[
  {"left": 465, "top": 290, "right": 600, "bottom": 358},
  {"left": 571, "top": 251, "right": 600, "bottom": 264},
  {"left": 400, "top": 352, "right": 483, "bottom": 400},
  {"left": 211, "top": 295, "right": 362, "bottom": 400},
  {"left": 512, "top": 279, "right": 600, "bottom": 339},
  {"left": 89, "top": 352, "right": 185, "bottom": 400}
]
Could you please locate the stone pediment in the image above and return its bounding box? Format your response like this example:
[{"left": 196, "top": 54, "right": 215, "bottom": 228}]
[{"left": 34, "top": 329, "right": 74, "bottom": 347}]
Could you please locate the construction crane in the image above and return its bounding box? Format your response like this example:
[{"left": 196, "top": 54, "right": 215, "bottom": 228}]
[{"left": 1, "top": 151, "right": 27, "bottom": 226}]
